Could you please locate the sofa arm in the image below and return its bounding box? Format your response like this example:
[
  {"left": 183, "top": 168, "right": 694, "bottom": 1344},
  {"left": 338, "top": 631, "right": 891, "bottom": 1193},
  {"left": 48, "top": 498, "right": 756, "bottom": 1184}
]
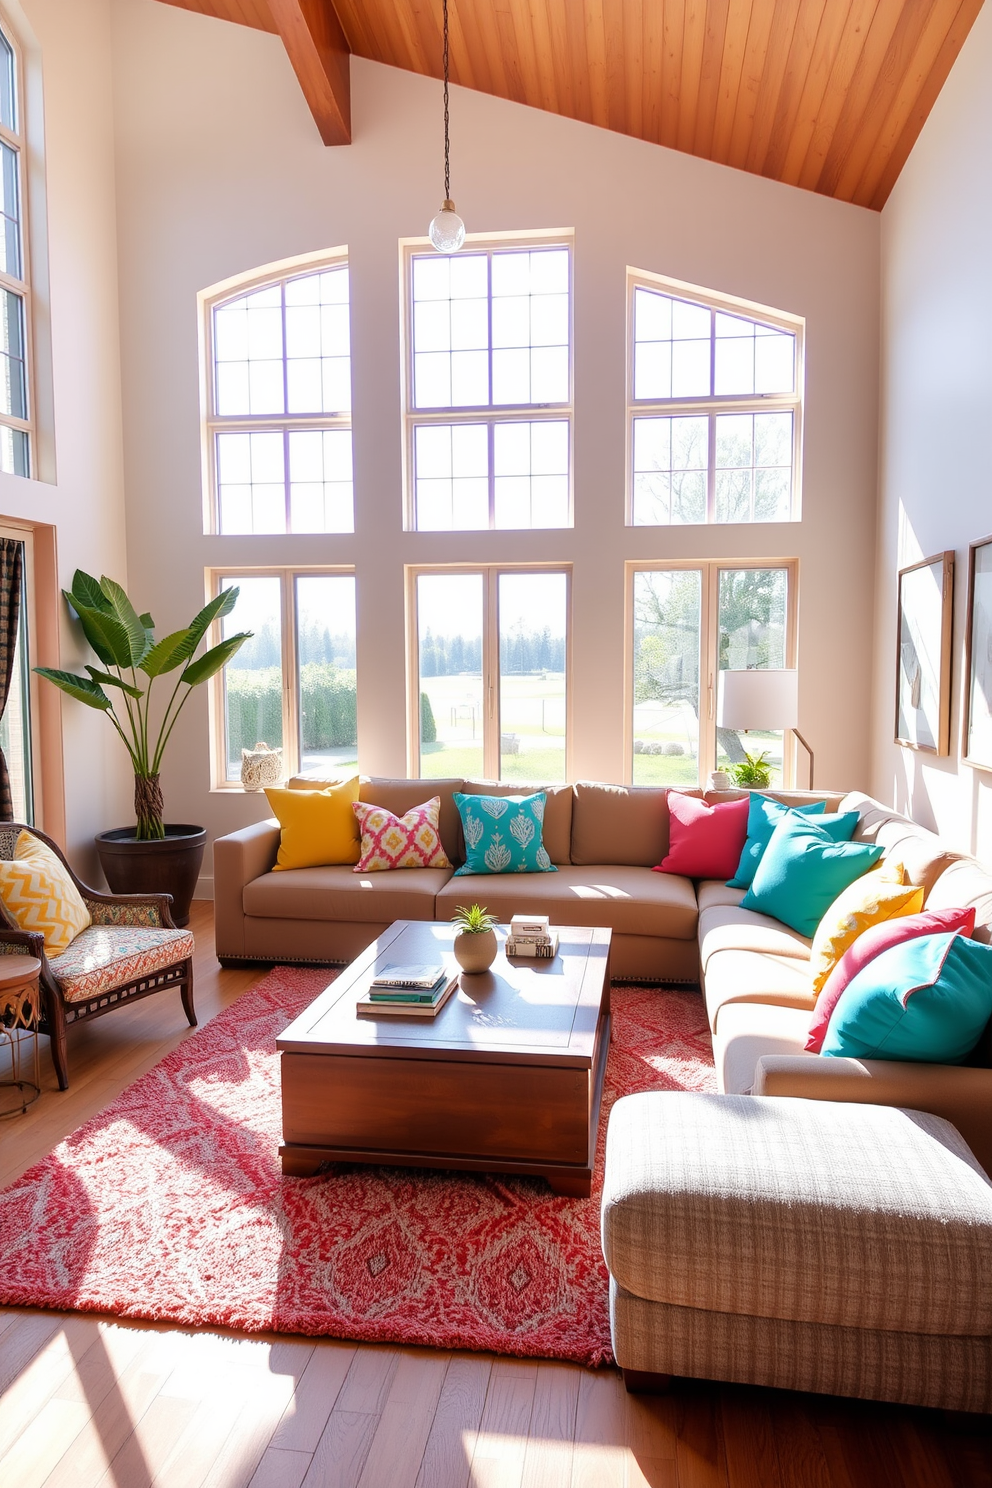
[
  {"left": 213, "top": 819, "right": 280, "bottom": 960},
  {"left": 754, "top": 1055, "right": 992, "bottom": 1177}
]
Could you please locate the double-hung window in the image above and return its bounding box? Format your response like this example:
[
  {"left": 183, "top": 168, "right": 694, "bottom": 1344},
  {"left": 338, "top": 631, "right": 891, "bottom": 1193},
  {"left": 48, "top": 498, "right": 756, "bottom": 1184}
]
[
  {"left": 0, "top": 27, "right": 29, "bottom": 477},
  {"left": 211, "top": 569, "right": 357, "bottom": 785},
  {"left": 629, "top": 561, "right": 797, "bottom": 786},
  {"left": 411, "top": 567, "right": 569, "bottom": 781},
  {"left": 203, "top": 257, "right": 353, "bottom": 534},
  {"left": 629, "top": 273, "right": 803, "bottom": 525},
  {"left": 405, "top": 239, "right": 572, "bottom": 530}
]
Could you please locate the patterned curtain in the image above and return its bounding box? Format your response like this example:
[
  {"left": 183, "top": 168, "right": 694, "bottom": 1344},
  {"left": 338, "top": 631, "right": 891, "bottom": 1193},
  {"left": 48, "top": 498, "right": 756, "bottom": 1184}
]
[{"left": 0, "top": 538, "right": 24, "bottom": 821}]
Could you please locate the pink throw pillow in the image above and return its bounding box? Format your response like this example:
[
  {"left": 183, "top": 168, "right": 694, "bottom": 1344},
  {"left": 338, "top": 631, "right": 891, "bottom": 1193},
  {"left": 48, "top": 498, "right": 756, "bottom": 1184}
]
[
  {"left": 805, "top": 905, "right": 977, "bottom": 1052},
  {"left": 654, "top": 792, "right": 750, "bottom": 880},
  {"left": 353, "top": 797, "right": 451, "bottom": 872}
]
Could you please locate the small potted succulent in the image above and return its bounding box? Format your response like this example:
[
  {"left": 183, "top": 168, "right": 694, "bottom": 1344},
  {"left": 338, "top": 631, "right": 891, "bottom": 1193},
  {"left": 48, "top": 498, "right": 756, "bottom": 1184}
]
[
  {"left": 451, "top": 903, "right": 499, "bottom": 974},
  {"left": 729, "top": 748, "right": 774, "bottom": 789}
]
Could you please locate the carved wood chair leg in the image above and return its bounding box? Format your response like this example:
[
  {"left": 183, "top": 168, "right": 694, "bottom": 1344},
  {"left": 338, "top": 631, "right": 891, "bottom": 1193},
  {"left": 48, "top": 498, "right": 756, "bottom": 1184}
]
[
  {"left": 48, "top": 1013, "right": 69, "bottom": 1091},
  {"left": 181, "top": 962, "right": 196, "bottom": 1027}
]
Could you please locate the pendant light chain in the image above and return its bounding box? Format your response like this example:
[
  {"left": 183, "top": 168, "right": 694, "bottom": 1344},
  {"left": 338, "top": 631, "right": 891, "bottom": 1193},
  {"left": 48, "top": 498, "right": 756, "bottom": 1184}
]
[{"left": 442, "top": 0, "right": 451, "bottom": 200}]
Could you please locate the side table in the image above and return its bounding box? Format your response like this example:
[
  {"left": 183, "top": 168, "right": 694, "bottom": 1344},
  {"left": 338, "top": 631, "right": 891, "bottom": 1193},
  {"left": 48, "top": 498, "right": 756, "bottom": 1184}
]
[{"left": 0, "top": 953, "right": 42, "bottom": 1117}]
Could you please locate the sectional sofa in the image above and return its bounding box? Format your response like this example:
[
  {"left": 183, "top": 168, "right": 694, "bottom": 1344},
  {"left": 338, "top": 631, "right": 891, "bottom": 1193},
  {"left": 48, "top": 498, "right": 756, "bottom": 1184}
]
[{"left": 214, "top": 774, "right": 992, "bottom": 1173}]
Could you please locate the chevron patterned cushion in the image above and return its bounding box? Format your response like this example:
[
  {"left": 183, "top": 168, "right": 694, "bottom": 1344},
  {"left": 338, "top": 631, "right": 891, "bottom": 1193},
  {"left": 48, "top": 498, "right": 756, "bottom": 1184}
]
[
  {"left": 0, "top": 831, "right": 91, "bottom": 955},
  {"left": 49, "top": 925, "right": 195, "bottom": 1003}
]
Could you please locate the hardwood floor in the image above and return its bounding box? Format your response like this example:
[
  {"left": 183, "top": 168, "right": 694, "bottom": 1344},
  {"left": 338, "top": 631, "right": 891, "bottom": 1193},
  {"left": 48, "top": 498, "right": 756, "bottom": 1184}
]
[{"left": 0, "top": 902, "right": 989, "bottom": 1488}]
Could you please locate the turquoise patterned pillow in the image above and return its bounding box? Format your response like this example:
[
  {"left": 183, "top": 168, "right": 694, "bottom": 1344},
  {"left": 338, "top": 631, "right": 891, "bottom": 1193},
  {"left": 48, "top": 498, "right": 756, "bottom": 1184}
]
[{"left": 453, "top": 792, "right": 557, "bottom": 876}]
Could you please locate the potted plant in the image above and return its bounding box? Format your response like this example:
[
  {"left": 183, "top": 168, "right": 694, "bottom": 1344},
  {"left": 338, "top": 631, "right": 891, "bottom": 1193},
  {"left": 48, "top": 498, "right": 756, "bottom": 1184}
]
[
  {"left": 34, "top": 571, "right": 251, "bottom": 926},
  {"left": 728, "top": 748, "right": 773, "bottom": 789},
  {"left": 451, "top": 903, "right": 499, "bottom": 973}
]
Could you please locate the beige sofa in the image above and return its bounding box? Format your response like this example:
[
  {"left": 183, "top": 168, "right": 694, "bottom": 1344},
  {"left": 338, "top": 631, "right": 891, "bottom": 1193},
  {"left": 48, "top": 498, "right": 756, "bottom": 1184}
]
[
  {"left": 214, "top": 775, "right": 735, "bottom": 982},
  {"left": 699, "top": 788, "right": 992, "bottom": 1176}
]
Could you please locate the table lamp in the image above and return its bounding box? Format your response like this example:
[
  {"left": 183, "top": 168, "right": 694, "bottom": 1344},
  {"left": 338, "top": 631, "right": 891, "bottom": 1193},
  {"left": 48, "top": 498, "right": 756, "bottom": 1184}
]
[{"left": 716, "top": 668, "right": 814, "bottom": 788}]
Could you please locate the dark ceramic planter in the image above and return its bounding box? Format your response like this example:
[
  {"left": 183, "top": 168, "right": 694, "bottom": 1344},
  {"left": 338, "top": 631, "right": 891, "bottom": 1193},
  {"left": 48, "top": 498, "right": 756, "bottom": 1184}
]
[{"left": 95, "top": 825, "right": 207, "bottom": 929}]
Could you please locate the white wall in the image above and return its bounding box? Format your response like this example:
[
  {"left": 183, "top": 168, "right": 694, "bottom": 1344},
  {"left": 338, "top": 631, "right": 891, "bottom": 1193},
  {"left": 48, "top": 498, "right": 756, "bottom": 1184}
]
[
  {"left": 109, "top": 0, "right": 880, "bottom": 890},
  {"left": 1, "top": 0, "right": 130, "bottom": 869},
  {"left": 874, "top": 2, "right": 992, "bottom": 860}
]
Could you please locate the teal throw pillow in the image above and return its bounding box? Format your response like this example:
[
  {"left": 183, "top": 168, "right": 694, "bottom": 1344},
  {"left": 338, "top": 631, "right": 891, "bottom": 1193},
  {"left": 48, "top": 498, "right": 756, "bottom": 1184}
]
[
  {"left": 821, "top": 931, "right": 992, "bottom": 1064},
  {"left": 727, "top": 796, "right": 827, "bottom": 889},
  {"left": 454, "top": 791, "right": 556, "bottom": 876},
  {"left": 740, "top": 812, "right": 879, "bottom": 937}
]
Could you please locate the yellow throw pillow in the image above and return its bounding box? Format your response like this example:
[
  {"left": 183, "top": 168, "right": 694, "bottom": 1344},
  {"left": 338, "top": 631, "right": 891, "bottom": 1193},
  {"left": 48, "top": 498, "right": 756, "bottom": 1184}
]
[
  {"left": 809, "top": 859, "right": 923, "bottom": 997},
  {"left": 0, "top": 830, "right": 91, "bottom": 955},
  {"left": 265, "top": 778, "right": 361, "bottom": 870}
]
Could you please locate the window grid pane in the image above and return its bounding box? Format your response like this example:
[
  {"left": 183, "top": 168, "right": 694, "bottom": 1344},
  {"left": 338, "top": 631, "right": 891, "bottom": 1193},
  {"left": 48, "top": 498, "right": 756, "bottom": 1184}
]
[
  {"left": 0, "top": 33, "right": 14, "bottom": 133},
  {"left": 0, "top": 287, "right": 26, "bottom": 420},
  {"left": 296, "top": 574, "right": 358, "bottom": 775},
  {"left": 212, "top": 263, "right": 353, "bottom": 534},
  {"left": 417, "top": 573, "right": 485, "bottom": 780},
  {"left": 631, "top": 569, "right": 702, "bottom": 785},
  {"left": 716, "top": 568, "right": 789, "bottom": 783},
  {"left": 0, "top": 141, "right": 20, "bottom": 279},
  {"left": 631, "top": 279, "right": 799, "bottom": 527},
  {"left": 220, "top": 576, "right": 283, "bottom": 782},
  {"left": 498, "top": 571, "right": 567, "bottom": 783}
]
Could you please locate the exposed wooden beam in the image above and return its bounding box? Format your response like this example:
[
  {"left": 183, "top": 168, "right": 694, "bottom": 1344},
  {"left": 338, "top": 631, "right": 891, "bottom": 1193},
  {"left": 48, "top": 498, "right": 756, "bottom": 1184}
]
[{"left": 267, "top": 0, "right": 352, "bottom": 145}]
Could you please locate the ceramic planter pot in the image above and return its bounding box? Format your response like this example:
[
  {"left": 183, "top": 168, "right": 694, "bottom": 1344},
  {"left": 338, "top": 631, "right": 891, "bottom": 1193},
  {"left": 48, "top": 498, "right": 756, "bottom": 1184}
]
[
  {"left": 453, "top": 928, "right": 497, "bottom": 974},
  {"left": 95, "top": 825, "right": 207, "bottom": 929}
]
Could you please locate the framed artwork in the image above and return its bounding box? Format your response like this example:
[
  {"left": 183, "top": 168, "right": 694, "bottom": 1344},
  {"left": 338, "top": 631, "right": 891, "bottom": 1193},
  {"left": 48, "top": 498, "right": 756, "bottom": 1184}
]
[
  {"left": 895, "top": 551, "right": 954, "bottom": 755},
  {"left": 964, "top": 534, "right": 992, "bottom": 769}
]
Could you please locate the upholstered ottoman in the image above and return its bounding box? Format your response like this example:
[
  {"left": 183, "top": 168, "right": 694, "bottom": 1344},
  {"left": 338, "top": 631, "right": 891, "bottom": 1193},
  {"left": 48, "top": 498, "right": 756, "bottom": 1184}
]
[{"left": 601, "top": 1093, "right": 992, "bottom": 1412}]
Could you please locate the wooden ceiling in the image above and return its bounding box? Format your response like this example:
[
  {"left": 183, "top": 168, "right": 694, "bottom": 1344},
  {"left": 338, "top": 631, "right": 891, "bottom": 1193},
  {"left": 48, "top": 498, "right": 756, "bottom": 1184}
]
[{"left": 157, "top": 0, "right": 985, "bottom": 209}]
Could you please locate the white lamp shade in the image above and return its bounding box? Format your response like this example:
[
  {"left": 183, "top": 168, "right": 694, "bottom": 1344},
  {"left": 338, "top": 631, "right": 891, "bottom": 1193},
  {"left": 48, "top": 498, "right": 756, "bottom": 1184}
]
[{"left": 717, "top": 669, "right": 799, "bottom": 731}]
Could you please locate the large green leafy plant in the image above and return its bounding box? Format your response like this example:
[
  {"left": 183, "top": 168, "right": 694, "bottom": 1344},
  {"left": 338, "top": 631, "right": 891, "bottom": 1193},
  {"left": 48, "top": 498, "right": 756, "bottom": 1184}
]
[{"left": 35, "top": 571, "right": 252, "bottom": 840}]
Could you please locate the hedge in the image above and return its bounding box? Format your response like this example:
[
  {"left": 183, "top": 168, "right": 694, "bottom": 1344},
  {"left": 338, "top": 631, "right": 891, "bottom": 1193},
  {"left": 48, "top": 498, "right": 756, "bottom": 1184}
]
[{"left": 226, "top": 664, "right": 357, "bottom": 758}]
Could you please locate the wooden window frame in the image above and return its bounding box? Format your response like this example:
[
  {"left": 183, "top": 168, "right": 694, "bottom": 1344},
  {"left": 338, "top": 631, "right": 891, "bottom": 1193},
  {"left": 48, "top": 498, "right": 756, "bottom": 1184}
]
[
  {"left": 624, "top": 558, "right": 800, "bottom": 786},
  {"left": 401, "top": 232, "right": 574, "bottom": 532},
  {"left": 198, "top": 248, "right": 352, "bottom": 536},
  {"left": 626, "top": 269, "right": 804, "bottom": 527},
  {"left": 405, "top": 562, "right": 573, "bottom": 781},
  {"left": 207, "top": 565, "right": 357, "bottom": 791}
]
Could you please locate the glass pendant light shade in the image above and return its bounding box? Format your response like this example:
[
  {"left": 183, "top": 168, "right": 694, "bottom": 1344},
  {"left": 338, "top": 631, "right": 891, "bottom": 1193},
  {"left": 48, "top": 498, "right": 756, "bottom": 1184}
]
[{"left": 429, "top": 198, "right": 465, "bottom": 254}]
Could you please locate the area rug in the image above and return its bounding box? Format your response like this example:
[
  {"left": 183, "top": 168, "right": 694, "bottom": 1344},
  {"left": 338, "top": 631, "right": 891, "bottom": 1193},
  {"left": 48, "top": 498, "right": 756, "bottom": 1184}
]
[{"left": 0, "top": 970, "right": 715, "bottom": 1366}]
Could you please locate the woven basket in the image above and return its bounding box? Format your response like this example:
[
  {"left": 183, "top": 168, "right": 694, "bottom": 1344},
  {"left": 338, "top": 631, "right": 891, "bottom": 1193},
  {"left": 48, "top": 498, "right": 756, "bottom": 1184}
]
[{"left": 240, "top": 742, "right": 283, "bottom": 792}]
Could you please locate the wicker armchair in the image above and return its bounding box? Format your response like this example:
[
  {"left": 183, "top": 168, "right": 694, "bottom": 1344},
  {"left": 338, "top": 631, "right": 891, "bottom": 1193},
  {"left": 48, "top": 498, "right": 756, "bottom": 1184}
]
[{"left": 0, "top": 824, "right": 196, "bottom": 1090}]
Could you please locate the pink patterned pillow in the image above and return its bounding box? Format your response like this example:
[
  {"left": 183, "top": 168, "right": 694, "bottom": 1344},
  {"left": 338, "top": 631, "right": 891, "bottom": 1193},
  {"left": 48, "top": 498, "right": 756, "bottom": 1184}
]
[{"left": 352, "top": 797, "right": 452, "bottom": 872}]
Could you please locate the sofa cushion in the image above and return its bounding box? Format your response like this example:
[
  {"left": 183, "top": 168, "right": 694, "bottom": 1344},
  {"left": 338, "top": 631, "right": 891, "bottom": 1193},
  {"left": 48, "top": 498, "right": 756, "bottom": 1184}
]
[
  {"left": 924, "top": 855, "right": 992, "bottom": 942},
  {"left": 807, "top": 860, "right": 923, "bottom": 995},
  {"left": 243, "top": 865, "right": 452, "bottom": 924},
  {"left": 704, "top": 949, "right": 816, "bottom": 1031},
  {"left": 266, "top": 781, "right": 361, "bottom": 869},
  {"left": 353, "top": 797, "right": 451, "bottom": 872},
  {"left": 601, "top": 1091, "right": 992, "bottom": 1336},
  {"left": 453, "top": 791, "right": 555, "bottom": 876},
  {"left": 741, "top": 815, "right": 880, "bottom": 937},
  {"left": 711, "top": 1000, "right": 813, "bottom": 1093},
  {"left": 698, "top": 905, "right": 812, "bottom": 972},
  {"left": 696, "top": 880, "right": 746, "bottom": 913},
  {"left": 570, "top": 783, "right": 702, "bottom": 868},
  {"left": 460, "top": 780, "right": 572, "bottom": 865},
  {"left": 436, "top": 864, "right": 698, "bottom": 940},
  {"left": 657, "top": 793, "right": 749, "bottom": 880},
  {"left": 361, "top": 778, "right": 465, "bottom": 865},
  {"left": 727, "top": 796, "right": 828, "bottom": 889},
  {"left": 841, "top": 791, "right": 964, "bottom": 893}
]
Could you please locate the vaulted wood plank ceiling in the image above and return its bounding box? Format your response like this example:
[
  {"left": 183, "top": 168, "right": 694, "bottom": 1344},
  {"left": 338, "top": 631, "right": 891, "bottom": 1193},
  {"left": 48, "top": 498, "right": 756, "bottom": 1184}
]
[{"left": 157, "top": 0, "right": 985, "bottom": 209}]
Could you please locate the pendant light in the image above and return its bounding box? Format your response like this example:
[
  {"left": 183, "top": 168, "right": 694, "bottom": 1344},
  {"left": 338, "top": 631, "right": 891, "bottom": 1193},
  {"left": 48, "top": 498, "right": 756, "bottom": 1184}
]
[{"left": 428, "top": 0, "right": 465, "bottom": 253}]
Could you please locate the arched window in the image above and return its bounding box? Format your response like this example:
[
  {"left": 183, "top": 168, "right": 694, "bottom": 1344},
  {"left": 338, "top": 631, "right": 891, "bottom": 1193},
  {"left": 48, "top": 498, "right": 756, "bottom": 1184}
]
[
  {"left": 0, "top": 22, "right": 30, "bottom": 476},
  {"left": 201, "top": 255, "right": 353, "bottom": 534},
  {"left": 628, "top": 273, "right": 803, "bottom": 525}
]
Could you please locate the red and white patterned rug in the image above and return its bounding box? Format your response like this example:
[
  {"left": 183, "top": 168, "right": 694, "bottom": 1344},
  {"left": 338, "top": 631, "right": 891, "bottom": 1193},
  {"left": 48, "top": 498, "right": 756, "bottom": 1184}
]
[{"left": 0, "top": 970, "right": 715, "bottom": 1366}]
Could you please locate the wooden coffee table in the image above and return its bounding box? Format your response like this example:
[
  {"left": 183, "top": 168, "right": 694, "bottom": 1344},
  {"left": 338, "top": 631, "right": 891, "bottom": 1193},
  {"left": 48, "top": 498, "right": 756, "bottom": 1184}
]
[{"left": 277, "top": 919, "right": 612, "bottom": 1196}]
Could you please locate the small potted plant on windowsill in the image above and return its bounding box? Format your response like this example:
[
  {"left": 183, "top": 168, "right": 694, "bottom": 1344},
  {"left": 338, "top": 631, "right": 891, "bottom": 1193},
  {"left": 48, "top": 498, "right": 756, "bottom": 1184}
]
[
  {"left": 35, "top": 571, "right": 251, "bottom": 926},
  {"left": 451, "top": 903, "right": 499, "bottom": 974},
  {"left": 728, "top": 749, "right": 774, "bottom": 790}
]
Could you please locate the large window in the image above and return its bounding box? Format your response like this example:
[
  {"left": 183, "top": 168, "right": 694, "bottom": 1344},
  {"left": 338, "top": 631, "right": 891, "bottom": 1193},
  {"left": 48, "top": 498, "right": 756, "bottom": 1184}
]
[
  {"left": 628, "top": 273, "right": 802, "bottom": 525},
  {"left": 203, "top": 258, "right": 353, "bottom": 534},
  {"left": 411, "top": 567, "right": 569, "bottom": 780},
  {"left": 211, "top": 569, "right": 357, "bottom": 785},
  {"left": 629, "top": 562, "right": 796, "bottom": 785},
  {"left": 405, "top": 241, "right": 572, "bottom": 530},
  {"left": 0, "top": 27, "right": 30, "bottom": 477}
]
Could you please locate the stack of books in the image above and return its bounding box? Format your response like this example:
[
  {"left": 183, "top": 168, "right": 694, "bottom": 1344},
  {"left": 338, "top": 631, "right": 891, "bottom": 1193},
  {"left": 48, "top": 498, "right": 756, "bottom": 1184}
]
[
  {"left": 504, "top": 915, "right": 559, "bottom": 958},
  {"left": 357, "top": 962, "right": 458, "bottom": 1018}
]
